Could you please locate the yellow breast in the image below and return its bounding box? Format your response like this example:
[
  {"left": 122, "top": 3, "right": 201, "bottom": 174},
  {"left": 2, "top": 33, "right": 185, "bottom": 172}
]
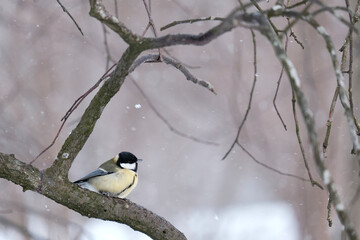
[{"left": 88, "top": 169, "right": 138, "bottom": 198}]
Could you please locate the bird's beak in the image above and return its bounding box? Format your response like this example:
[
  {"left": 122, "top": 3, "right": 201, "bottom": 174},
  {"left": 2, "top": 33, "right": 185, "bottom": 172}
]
[{"left": 137, "top": 159, "right": 143, "bottom": 162}]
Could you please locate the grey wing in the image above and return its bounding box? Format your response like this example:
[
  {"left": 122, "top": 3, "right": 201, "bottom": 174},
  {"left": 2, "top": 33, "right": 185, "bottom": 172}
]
[{"left": 73, "top": 169, "right": 113, "bottom": 183}]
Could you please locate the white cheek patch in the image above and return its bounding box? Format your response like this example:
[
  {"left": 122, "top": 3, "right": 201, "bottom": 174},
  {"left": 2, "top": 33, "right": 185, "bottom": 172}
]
[{"left": 120, "top": 162, "right": 136, "bottom": 170}]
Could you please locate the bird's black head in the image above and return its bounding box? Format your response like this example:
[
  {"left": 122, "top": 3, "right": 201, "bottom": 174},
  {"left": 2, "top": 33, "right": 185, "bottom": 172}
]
[
  {"left": 116, "top": 152, "right": 138, "bottom": 165},
  {"left": 117, "top": 152, "right": 138, "bottom": 164},
  {"left": 116, "top": 152, "right": 141, "bottom": 172}
]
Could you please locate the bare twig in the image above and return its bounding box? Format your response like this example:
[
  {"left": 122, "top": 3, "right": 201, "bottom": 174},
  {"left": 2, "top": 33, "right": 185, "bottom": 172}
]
[
  {"left": 30, "top": 115, "right": 66, "bottom": 164},
  {"left": 142, "top": 24, "right": 152, "bottom": 37},
  {"left": 30, "top": 64, "right": 116, "bottom": 164},
  {"left": 269, "top": 7, "right": 360, "bottom": 162},
  {"left": 18, "top": 2, "right": 360, "bottom": 239},
  {"left": 283, "top": 6, "right": 305, "bottom": 49},
  {"left": 312, "top": 6, "right": 355, "bottom": 19},
  {"left": 222, "top": 30, "right": 257, "bottom": 160},
  {"left": 323, "top": 86, "right": 339, "bottom": 155},
  {"left": 102, "top": 24, "right": 116, "bottom": 70},
  {"left": 142, "top": 0, "right": 162, "bottom": 59},
  {"left": 345, "top": 0, "right": 360, "bottom": 137},
  {"left": 147, "top": 9, "right": 275, "bottom": 49},
  {"left": 260, "top": 12, "right": 359, "bottom": 239},
  {"left": 142, "top": 0, "right": 156, "bottom": 36},
  {"left": 327, "top": 194, "right": 333, "bottom": 227},
  {"left": 160, "top": 16, "right": 224, "bottom": 31},
  {"left": 323, "top": 0, "right": 360, "bottom": 155},
  {"left": 322, "top": 6, "right": 359, "bottom": 155},
  {"left": 306, "top": 18, "right": 360, "bottom": 162},
  {"left": 238, "top": 143, "right": 310, "bottom": 182},
  {"left": 289, "top": 31, "right": 304, "bottom": 49},
  {"left": 272, "top": 33, "right": 288, "bottom": 131},
  {"left": 229, "top": 4, "right": 309, "bottom": 185},
  {"left": 163, "top": 57, "right": 215, "bottom": 92},
  {"left": 56, "top": 0, "right": 84, "bottom": 36},
  {"left": 291, "top": 88, "right": 323, "bottom": 189},
  {"left": 129, "top": 54, "right": 216, "bottom": 93},
  {"left": 346, "top": 0, "right": 355, "bottom": 125},
  {"left": 285, "top": 13, "right": 321, "bottom": 189},
  {"left": 276, "top": 3, "right": 314, "bottom": 38},
  {"left": 61, "top": 64, "right": 116, "bottom": 122},
  {"left": 311, "top": 1, "right": 358, "bottom": 34},
  {"left": 250, "top": 0, "right": 279, "bottom": 34},
  {"left": 130, "top": 78, "right": 218, "bottom": 146}
]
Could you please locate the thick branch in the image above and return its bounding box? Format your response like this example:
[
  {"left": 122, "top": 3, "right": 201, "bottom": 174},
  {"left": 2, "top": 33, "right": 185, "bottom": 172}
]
[
  {"left": 258, "top": 14, "right": 358, "bottom": 240},
  {"left": 0, "top": 153, "right": 186, "bottom": 240},
  {"left": 0, "top": 153, "right": 41, "bottom": 191},
  {"left": 5, "top": 2, "right": 357, "bottom": 239},
  {"left": 49, "top": 46, "right": 141, "bottom": 178},
  {"left": 87, "top": 2, "right": 280, "bottom": 53},
  {"left": 89, "top": 0, "right": 140, "bottom": 45},
  {"left": 142, "top": 10, "right": 268, "bottom": 49}
]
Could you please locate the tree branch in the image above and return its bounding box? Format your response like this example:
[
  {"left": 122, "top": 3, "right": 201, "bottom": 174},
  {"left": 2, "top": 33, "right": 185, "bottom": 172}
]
[
  {"left": 160, "top": 16, "right": 224, "bottom": 31},
  {"left": 3, "top": 1, "right": 359, "bottom": 239},
  {"left": 258, "top": 12, "right": 359, "bottom": 240},
  {"left": 46, "top": 47, "right": 140, "bottom": 179},
  {"left": 143, "top": 9, "right": 268, "bottom": 49},
  {"left": 56, "top": 0, "right": 84, "bottom": 36},
  {"left": 0, "top": 153, "right": 186, "bottom": 240},
  {"left": 130, "top": 77, "right": 218, "bottom": 145},
  {"left": 129, "top": 54, "right": 216, "bottom": 93},
  {"left": 222, "top": 29, "right": 258, "bottom": 160},
  {"left": 89, "top": 0, "right": 140, "bottom": 45}
]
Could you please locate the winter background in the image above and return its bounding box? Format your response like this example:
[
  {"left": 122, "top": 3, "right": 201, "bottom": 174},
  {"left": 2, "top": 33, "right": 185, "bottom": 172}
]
[{"left": 0, "top": 0, "right": 359, "bottom": 239}]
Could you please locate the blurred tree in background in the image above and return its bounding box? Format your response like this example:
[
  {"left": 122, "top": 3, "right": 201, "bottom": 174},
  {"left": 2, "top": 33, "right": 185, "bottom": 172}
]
[{"left": 0, "top": 0, "right": 360, "bottom": 239}]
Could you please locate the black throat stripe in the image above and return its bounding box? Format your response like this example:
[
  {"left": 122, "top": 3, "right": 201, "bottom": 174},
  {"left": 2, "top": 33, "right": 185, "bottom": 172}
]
[{"left": 116, "top": 175, "right": 136, "bottom": 196}]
